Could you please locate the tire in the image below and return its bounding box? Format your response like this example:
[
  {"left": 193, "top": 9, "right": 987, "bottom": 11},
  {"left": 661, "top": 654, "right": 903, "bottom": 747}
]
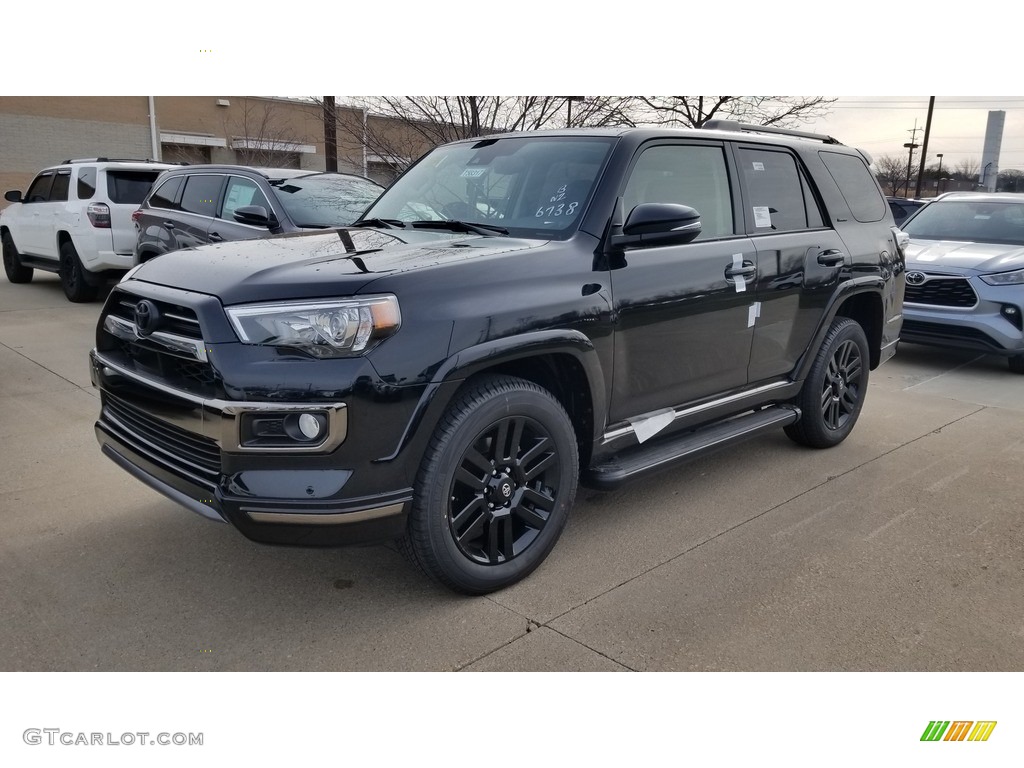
[
  {"left": 785, "top": 317, "right": 870, "bottom": 449},
  {"left": 398, "top": 374, "right": 579, "bottom": 594},
  {"left": 2, "top": 232, "right": 33, "bottom": 283},
  {"left": 1009, "top": 355, "right": 1024, "bottom": 374},
  {"left": 59, "top": 240, "right": 98, "bottom": 303}
]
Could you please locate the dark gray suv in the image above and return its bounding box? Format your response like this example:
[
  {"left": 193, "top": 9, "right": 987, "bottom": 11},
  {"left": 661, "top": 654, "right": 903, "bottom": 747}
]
[{"left": 133, "top": 166, "right": 383, "bottom": 261}]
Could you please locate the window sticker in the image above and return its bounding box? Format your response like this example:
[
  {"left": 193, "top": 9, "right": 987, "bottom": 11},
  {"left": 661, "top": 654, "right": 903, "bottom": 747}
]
[
  {"left": 460, "top": 168, "right": 487, "bottom": 178},
  {"left": 753, "top": 206, "right": 772, "bottom": 228},
  {"left": 752, "top": 161, "right": 765, "bottom": 171}
]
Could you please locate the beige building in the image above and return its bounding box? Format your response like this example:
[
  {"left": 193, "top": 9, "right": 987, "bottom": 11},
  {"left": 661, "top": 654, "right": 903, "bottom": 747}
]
[{"left": 0, "top": 96, "right": 432, "bottom": 207}]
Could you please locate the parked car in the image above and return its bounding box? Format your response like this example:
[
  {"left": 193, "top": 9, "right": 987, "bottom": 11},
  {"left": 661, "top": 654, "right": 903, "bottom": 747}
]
[
  {"left": 90, "top": 122, "right": 905, "bottom": 594},
  {"left": 887, "top": 196, "right": 928, "bottom": 225},
  {"left": 133, "top": 166, "right": 384, "bottom": 261},
  {"left": 1, "top": 158, "right": 178, "bottom": 301},
  {"left": 899, "top": 192, "right": 1024, "bottom": 372}
]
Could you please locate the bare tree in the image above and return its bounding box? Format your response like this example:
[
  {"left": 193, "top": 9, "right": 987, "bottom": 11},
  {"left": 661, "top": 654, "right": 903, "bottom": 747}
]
[
  {"left": 998, "top": 169, "right": 1024, "bottom": 192},
  {"left": 874, "top": 154, "right": 912, "bottom": 196},
  {"left": 632, "top": 96, "right": 836, "bottom": 128},
  {"left": 225, "top": 98, "right": 314, "bottom": 167},
  {"left": 953, "top": 158, "right": 980, "bottom": 182}
]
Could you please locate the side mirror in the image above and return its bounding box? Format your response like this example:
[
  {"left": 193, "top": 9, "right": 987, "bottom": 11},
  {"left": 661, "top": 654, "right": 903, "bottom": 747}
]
[
  {"left": 614, "top": 203, "right": 702, "bottom": 248},
  {"left": 233, "top": 205, "right": 272, "bottom": 227},
  {"left": 5, "top": 190, "right": 23, "bottom": 203}
]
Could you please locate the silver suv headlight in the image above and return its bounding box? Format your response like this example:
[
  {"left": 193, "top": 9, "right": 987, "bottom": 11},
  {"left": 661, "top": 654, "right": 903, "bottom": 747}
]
[
  {"left": 226, "top": 295, "right": 401, "bottom": 358},
  {"left": 979, "top": 268, "right": 1024, "bottom": 286}
]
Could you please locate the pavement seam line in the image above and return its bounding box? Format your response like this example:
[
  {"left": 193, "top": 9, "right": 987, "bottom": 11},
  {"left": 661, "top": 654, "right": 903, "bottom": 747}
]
[
  {"left": 0, "top": 338, "right": 83, "bottom": 391},
  {"left": 540, "top": 404, "right": 990, "bottom": 627},
  {"left": 903, "top": 353, "right": 987, "bottom": 390}
]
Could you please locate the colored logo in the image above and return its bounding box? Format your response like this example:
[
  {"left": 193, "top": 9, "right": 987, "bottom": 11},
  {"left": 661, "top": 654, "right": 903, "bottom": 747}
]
[{"left": 921, "top": 721, "right": 997, "bottom": 742}]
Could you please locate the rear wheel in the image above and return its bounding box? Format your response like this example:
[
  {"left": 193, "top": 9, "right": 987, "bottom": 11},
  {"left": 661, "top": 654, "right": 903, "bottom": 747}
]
[
  {"left": 2, "top": 232, "right": 33, "bottom": 283},
  {"left": 59, "top": 241, "right": 98, "bottom": 302},
  {"left": 1009, "top": 355, "right": 1024, "bottom": 374},
  {"left": 398, "top": 374, "right": 579, "bottom": 594},
  {"left": 785, "top": 317, "right": 870, "bottom": 449}
]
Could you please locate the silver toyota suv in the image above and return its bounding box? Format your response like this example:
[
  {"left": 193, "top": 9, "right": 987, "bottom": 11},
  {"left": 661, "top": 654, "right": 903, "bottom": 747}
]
[
  {"left": 899, "top": 192, "right": 1024, "bottom": 373},
  {"left": 1, "top": 158, "right": 178, "bottom": 301}
]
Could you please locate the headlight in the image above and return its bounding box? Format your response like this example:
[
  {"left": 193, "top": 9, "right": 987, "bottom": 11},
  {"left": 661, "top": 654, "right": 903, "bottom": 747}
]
[
  {"left": 980, "top": 268, "right": 1024, "bottom": 286},
  {"left": 226, "top": 295, "right": 401, "bottom": 357}
]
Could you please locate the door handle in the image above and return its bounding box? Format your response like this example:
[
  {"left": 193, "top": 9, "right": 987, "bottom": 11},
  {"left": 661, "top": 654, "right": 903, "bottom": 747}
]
[
  {"left": 208, "top": 232, "right": 223, "bottom": 242},
  {"left": 816, "top": 248, "right": 845, "bottom": 267},
  {"left": 725, "top": 261, "right": 756, "bottom": 279},
  {"left": 163, "top": 221, "right": 176, "bottom": 230}
]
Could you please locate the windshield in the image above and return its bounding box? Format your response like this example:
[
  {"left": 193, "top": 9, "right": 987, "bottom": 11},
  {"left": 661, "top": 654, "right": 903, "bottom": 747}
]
[
  {"left": 360, "top": 136, "right": 615, "bottom": 238},
  {"left": 903, "top": 199, "right": 1024, "bottom": 246},
  {"left": 269, "top": 174, "right": 383, "bottom": 228}
]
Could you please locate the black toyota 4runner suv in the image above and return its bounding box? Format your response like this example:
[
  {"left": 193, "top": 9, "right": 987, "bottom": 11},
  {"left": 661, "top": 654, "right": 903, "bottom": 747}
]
[{"left": 91, "top": 122, "right": 906, "bottom": 594}]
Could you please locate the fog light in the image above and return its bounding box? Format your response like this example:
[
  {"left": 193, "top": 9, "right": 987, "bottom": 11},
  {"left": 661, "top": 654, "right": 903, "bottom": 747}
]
[
  {"left": 298, "top": 413, "right": 322, "bottom": 440},
  {"left": 1000, "top": 304, "right": 1023, "bottom": 330}
]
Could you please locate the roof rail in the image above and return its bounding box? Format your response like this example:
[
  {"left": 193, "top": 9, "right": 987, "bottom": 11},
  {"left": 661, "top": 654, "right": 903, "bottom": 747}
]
[
  {"left": 701, "top": 120, "right": 843, "bottom": 145},
  {"left": 59, "top": 157, "right": 184, "bottom": 164}
]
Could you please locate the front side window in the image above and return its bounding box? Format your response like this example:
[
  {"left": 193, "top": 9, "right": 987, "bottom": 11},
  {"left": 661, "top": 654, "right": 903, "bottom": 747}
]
[
  {"left": 738, "top": 147, "right": 821, "bottom": 233},
  {"left": 221, "top": 177, "right": 272, "bottom": 221},
  {"left": 179, "top": 175, "right": 222, "bottom": 217},
  {"left": 622, "top": 143, "right": 735, "bottom": 240},
  {"left": 25, "top": 171, "right": 55, "bottom": 203},
  {"left": 362, "top": 136, "right": 614, "bottom": 239}
]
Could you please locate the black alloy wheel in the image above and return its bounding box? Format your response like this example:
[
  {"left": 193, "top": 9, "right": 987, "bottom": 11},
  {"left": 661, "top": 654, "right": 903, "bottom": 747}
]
[
  {"left": 59, "top": 241, "right": 98, "bottom": 303},
  {"left": 399, "top": 374, "right": 579, "bottom": 594},
  {"left": 785, "top": 317, "right": 869, "bottom": 449},
  {"left": 2, "top": 233, "right": 33, "bottom": 283}
]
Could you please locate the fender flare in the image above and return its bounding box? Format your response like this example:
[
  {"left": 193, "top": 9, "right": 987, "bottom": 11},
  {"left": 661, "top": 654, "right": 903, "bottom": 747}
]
[
  {"left": 794, "top": 276, "right": 885, "bottom": 381},
  {"left": 378, "top": 329, "right": 607, "bottom": 462}
]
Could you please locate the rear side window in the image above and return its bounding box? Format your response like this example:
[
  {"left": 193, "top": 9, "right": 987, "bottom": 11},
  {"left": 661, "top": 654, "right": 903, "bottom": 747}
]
[
  {"left": 148, "top": 176, "right": 183, "bottom": 210},
  {"left": 49, "top": 170, "right": 71, "bottom": 202},
  {"left": 77, "top": 167, "right": 96, "bottom": 200},
  {"left": 179, "top": 175, "right": 222, "bottom": 217},
  {"left": 820, "top": 151, "right": 886, "bottom": 222},
  {"left": 737, "top": 147, "right": 823, "bottom": 232},
  {"left": 107, "top": 170, "right": 162, "bottom": 204}
]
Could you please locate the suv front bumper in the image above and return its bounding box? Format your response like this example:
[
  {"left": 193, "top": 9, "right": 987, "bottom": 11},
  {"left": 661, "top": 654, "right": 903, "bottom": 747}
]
[{"left": 90, "top": 350, "right": 410, "bottom": 546}]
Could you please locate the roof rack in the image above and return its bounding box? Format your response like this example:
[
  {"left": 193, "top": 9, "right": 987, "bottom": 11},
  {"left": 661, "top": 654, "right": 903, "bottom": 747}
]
[
  {"left": 59, "top": 157, "right": 185, "bottom": 164},
  {"left": 701, "top": 120, "right": 843, "bottom": 146}
]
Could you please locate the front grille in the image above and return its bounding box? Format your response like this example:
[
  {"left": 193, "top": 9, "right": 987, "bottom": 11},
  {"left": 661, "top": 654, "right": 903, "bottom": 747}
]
[
  {"left": 900, "top": 319, "right": 1003, "bottom": 350},
  {"left": 102, "top": 392, "right": 221, "bottom": 489},
  {"left": 99, "top": 289, "right": 221, "bottom": 397},
  {"left": 109, "top": 295, "right": 202, "bottom": 339},
  {"left": 905, "top": 276, "right": 977, "bottom": 308}
]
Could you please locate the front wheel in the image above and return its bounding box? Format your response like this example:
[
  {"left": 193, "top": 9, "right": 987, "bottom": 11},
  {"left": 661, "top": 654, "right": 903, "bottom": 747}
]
[
  {"left": 2, "top": 233, "right": 33, "bottom": 283},
  {"left": 785, "top": 317, "right": 870, "bottom": 449},
  {"left": 59, "top": 241, "right": 98, "bottom": 302},
  {"left": 399, "top": 374, "right": 579, "bottom": 594}
]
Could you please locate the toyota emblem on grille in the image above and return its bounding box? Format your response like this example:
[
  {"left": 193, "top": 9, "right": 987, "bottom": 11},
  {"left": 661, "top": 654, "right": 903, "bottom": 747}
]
[
  {"left": 134, "top": 300, "right": 160, "bottom": 336},
  {"left": 905, "top": 271, "right": 927, "bottom": 286}
]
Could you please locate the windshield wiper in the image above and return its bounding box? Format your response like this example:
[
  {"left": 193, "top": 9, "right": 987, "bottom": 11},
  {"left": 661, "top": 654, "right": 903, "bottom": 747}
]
[
  {"left": 410, "top": 220, "right": 509, "bottom": 236},
  {"left": 351, "top": 218, "right": 407, "bottom": 230}
]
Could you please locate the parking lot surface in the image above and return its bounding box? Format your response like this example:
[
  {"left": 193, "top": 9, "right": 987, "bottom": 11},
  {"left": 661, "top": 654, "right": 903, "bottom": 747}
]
[{"left": 2, "top": 273, "right": 1022, "bottom": 671}]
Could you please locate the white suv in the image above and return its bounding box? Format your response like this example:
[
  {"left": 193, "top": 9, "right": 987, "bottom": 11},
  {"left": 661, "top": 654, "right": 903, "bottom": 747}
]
[{"left": 1, "top": 158, "right": 177, "bottom": 301}]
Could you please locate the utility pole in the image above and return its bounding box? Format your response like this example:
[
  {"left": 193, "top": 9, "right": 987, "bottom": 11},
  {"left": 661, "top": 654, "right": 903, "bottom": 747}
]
[
  {"left": 903, "top": 120, "right": 921, "bottom": 197},
  {"left": 323, "top": 96, "right": 338, "bottom": 173},
  {"left": 914, "top": 97, "right": 935, "bottom": 198}
]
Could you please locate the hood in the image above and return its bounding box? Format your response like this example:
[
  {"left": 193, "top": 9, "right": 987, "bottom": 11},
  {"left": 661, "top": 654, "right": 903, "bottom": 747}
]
[
  {"left": 905, "top": 239, "right": 1024, "bottom": 273},
  {"left": 128, "top": 227, "right": 545, "bottom": 305}
]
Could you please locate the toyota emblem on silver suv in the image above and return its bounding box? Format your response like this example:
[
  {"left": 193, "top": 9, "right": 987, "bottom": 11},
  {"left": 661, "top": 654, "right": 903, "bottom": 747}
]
[
  {"left": 134, "top": 300, "right": 160, "bottom": 336},
  {"left": 905, "top": 271, "right": 927, "bottom": 286}
]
